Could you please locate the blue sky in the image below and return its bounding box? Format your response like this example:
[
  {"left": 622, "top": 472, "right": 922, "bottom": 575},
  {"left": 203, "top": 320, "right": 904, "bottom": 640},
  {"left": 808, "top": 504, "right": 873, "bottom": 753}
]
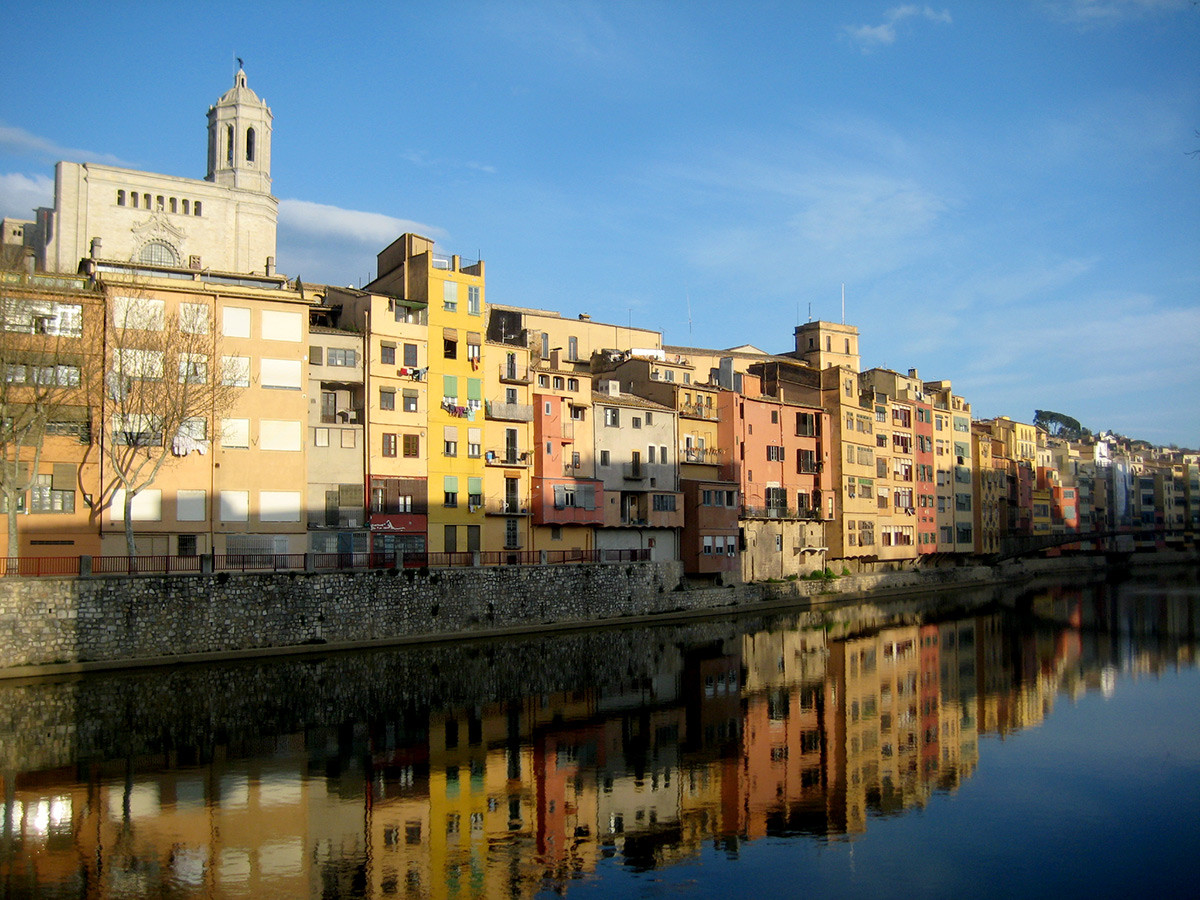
[{"left": 2, "top": 1, "right": 1197, "bottom": 447}]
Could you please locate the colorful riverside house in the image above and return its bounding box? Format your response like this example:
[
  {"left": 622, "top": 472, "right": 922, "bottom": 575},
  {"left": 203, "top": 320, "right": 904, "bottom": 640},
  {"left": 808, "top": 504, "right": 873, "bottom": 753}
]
[
  {"left": 924, "top": 380, "right": 975, "bottom": 553},
  {"left": 529, "top": 360, "right": 603, "bottom": 554},
  {"left": 304, "top": 312, "right": 368, "bottom": 556},
  {"left": 0, "top": 268, "right": 104, "bottom": 557},
  {"left": 591, "top": 380, "right": 683, "bottom": 561},
  {"left": 320, "top": 286, "right": 430, "bottom": 560},
  {"left": 591, "top": 348, "right": 738, "bottom": 580},
  {"left": 365, "top": 234, "right": 488, "bottom": 554},
  {"left": 717, "top": 373, "right": 831, "bottom": 582},
  {"left": 482, "top": 337, "right": 535, "bottom": 553},
  {"left": 860, "top": 369, "right": 920, "bottom": 562},
  {"left": 90, "top": 261, "right": 310, "bottom": 557}
]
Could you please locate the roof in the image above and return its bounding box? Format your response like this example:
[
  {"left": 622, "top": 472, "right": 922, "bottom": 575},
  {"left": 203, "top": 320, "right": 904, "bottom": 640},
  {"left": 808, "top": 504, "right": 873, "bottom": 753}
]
[{"left": 591, "top": 390, "right": 675, "bottom": 413}]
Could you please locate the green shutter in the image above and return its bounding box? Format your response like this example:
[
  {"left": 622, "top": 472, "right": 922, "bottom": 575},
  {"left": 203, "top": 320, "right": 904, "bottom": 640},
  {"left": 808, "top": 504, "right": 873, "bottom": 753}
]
[
  {"left": 467, "top": 378, "right": 482, "bottom": 401},
  {"left": 443, "top": 375, "right": 458, "bottom": 397},
  {"left": 468, "top": 477, "right": 482, "bottom": 494},
  {"left": 444, "top": 476, "right": 458, "bottom": 492}
]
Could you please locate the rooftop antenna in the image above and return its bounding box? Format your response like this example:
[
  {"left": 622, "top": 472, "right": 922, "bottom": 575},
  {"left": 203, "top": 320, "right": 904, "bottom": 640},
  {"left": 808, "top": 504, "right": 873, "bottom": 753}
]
[
  {"left": 807, "top": 301, "right": 812, "bottom": 323},
  {"left": 841, "top": 283, "right": 845, "bottom": 324},
  {"left": 686, "top": 290, "right": 693, "bottom": 338}
]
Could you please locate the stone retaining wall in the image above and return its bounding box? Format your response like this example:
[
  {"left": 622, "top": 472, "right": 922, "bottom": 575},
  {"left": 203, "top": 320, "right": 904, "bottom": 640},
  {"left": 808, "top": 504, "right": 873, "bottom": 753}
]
[{"left": 1, "top": 561, "right": 693, "bottom": 670}]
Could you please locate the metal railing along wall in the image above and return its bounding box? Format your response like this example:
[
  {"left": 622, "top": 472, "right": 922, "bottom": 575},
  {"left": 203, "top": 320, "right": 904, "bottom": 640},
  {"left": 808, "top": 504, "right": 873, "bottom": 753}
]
[{"left": 0, "top": 548, "right": 652, "bottom": 577}]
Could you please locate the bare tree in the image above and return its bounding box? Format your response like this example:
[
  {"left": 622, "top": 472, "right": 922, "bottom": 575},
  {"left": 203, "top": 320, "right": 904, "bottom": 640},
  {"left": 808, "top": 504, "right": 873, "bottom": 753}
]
[
  {"left": 98, "top": 282, "right": 243, "bottom": 556},
  {"left": 0, "top": 268, "right": 100, "bottom": 557}
]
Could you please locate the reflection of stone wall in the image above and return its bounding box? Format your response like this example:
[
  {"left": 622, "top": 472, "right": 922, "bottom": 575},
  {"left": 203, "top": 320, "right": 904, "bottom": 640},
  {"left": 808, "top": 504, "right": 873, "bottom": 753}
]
[
  {"left": 0, "top": 614, "right": 781, "bottom": 774},
  {"left": 0, "top": 562, "right": 688, "bottom": 669}
]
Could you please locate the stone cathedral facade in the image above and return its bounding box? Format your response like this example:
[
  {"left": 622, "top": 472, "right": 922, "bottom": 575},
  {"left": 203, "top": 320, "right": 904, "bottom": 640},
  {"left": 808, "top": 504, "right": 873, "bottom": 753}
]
[{"left": 34, "top": 68, "right": 278, "bottom": 277}]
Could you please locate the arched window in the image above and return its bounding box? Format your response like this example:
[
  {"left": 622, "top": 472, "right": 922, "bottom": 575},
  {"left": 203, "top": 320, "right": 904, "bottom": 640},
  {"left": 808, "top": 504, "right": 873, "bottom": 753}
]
[
  {"left": 182, "top": 199, "right": 190, "bottom": 215},
  {"left": 137, "top": 240, "right": 180, "bottom": 267},
  {"left": 246, "top": 127, "right": 255, "bottom": 162},
  {"left": 193, "top": 201, "right": 202, "bottom": 217},
  {"left": 131, "top": 193, "right": 138, "bottom": 209},
  {"left": 169, "top": 197, "right": 177, "bottom": 214},
  {"left": 116, "top": 190, "right": 125, "bottom": 206},
  {"left": 226, "top": 125, "right": 234, "bottom": 165}
]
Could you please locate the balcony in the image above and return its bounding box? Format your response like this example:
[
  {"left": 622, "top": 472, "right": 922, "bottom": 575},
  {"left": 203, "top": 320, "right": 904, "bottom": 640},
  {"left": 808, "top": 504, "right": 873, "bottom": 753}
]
[
  {"left": 741, "top": 505, "right": 823, "bottom": 521},
  {"left": 679, "top": 402, "right": 719, "bottom": 421},
  {"left": 485, "top": 449, "right": 531, "bottom": 467},
  {"left": 485, "top": 400, "right": 533, "bottom": 422},
  {"left": 484, "top": 499, "right": 530, "bottom": 516},
  {"left": 498, "top": 364, "right": 531, "bottom": 384},
  {"left": 682, "top": 446, "right": 722, "bottom": 465},
  {"left": 623, "top": 463, "right": 647, "bottom": 481},
  {"left": 797, "top": 460, "right": 823, "bottom": 475}
]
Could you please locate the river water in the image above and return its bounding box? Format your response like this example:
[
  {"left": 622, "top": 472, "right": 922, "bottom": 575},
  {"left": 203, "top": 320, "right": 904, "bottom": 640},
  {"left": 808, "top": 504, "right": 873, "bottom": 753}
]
[{"left": 2, "top": 566, "right": 1198, "bottom": 899}]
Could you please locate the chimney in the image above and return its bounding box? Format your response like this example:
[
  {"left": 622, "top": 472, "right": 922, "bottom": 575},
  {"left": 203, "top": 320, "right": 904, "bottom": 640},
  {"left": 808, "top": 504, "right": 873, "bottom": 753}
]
[
  {"left": 89, "top": 237, "right": 102, "bottom": 259},
  {"left": 266, "top": 256, "right": 275, "bottom": 277},
  {"left": 907, "top": 367, "right": 918, "bottom": 380}
]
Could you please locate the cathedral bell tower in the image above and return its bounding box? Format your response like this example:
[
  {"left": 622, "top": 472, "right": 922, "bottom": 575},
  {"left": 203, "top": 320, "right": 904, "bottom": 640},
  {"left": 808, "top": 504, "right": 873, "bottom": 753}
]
[{"left": 206, "top": 67, "right": 273, "bottom": 194}]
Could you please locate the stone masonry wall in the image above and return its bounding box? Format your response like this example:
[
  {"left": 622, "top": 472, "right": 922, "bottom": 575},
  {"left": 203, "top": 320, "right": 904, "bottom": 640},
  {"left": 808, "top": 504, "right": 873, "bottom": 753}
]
[{"left": 0, "top": 561, "right": 694, "bottom": 670}]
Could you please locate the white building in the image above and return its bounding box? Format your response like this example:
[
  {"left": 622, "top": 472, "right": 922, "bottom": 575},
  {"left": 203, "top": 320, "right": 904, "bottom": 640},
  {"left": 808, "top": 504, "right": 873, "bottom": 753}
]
[{"left": 33, "top": 68, "right": 277, "bottom": 277}]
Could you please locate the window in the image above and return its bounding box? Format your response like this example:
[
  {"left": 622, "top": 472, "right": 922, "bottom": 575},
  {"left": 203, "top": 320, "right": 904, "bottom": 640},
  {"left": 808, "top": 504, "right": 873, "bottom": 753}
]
[
  {"left": 444, "top": 337, "right": 457, "bottom": 359},
  {"left": 652, "top": 494, "right": 676, "bottom": 512},
  {"left": 600, "top": 450, "right": 610, "bottom": 467},
  {"left": 222, "top": 418, "right": 249, "bottom": 448},
  {"left": 261, "top": 358, "right": 302, "bottom": 389},
  {"left": 648, "top": 445, "right": 656, "bottom": 463},
  {"left": 259, "top": 420, "right": 301, "bottom": 452},
  {"left": 632, "top": 416, "right": 642, "bottom": 429},
  {"left": 327, "top": 348, "right": 356, "bottom": 367},
  {"left": 767, "top": 445, "right": 783, "bottom": 461},
  {"left": 30, "top": 473, "right": 74, "bottom": 513},
  {"left": 403, "top": 343, "right": 418, "bottom": 367},
  {"left": 568, "top": 336, "right": 579, "bottom": 359},
  {"left": 604, "top": 408, "right": 619, "bottom": 427},
  {"left": 315, "top": 427, "right": 329, "bottom": 447},
  {"left": 222, "top": 306, "right": 251, "bottom": 338},
  {"left": 402, "top": 389, "right": 418, "bottom": 412},
  {"left": 382, "top": 433, "right": 397, "bottom": 457},
  {"left": 402, "top": 434, "right": 420, "bottom": 457},
  {"left": 444, "top": 440, "right": 457, "bottom": 457},
  {"left": 246, "top": 127, "right": 255, "bottom": 162},
  {"left": 553, "top": 376, "right": 564, "bottom": 390},
  {"left": 570, "top": 404, "right": 585, "bottom": 420},
  {"left": 180, "top": 303, "right": 209, "bottom": 334},
  {"left": 261, "top": 310, "right": 301, "bottom": 342},
  {"left": 310, "top": 346, "right": 323, "bottom": 366},
  {"left": 178, "top": 354, "right": 207, "bottom": 385},
  {"left": 443, "top": 281, "right": 458, "bottom": 312},
  {"left": 468, "top": 427, "right": 481, "bottom": 458},
  {"left": 468, "top": 285, "right": 481, "bottom": 315},
  {"left": 380, "top": 388, "right": 395, "bottom": 411},
  {"left": 538, "top": 374, "right": 549, "bottom": 388},
  {"left": 381, "top": 343, "right": 396, "bottom": 365},
  {"left": 568, "top": 377, "right": 579, "bottom": 391}
]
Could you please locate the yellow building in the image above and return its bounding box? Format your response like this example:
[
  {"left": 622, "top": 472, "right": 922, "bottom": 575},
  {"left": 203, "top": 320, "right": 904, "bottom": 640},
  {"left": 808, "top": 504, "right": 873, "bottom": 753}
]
[{"left": 365, "top": 234, "right": 488, "bottom": 554}]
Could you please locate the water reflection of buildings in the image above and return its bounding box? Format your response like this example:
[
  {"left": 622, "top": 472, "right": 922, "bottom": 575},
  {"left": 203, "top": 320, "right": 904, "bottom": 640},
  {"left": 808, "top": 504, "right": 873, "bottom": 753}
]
[{"left": 4, "top": 587, "right": 1198, "bottom": 896}]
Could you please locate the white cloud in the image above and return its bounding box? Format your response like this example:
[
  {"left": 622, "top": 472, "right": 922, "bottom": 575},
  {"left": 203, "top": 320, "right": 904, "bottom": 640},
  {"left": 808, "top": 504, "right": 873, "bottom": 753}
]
[
  {"left": 844, "top": 5, "right": 953, "bottom": 51},
  {"left": 278, "top": 198, "right": 446, "bottom": 246},
  {"left": 0, "top": 172, "right": 53, "bottom": 219},
  {"left": 0, "top": 122, "right": 125, "bottom": 166},
  {"left": 1043, "top": 0, "right": 1189, "bottom": 25}
]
